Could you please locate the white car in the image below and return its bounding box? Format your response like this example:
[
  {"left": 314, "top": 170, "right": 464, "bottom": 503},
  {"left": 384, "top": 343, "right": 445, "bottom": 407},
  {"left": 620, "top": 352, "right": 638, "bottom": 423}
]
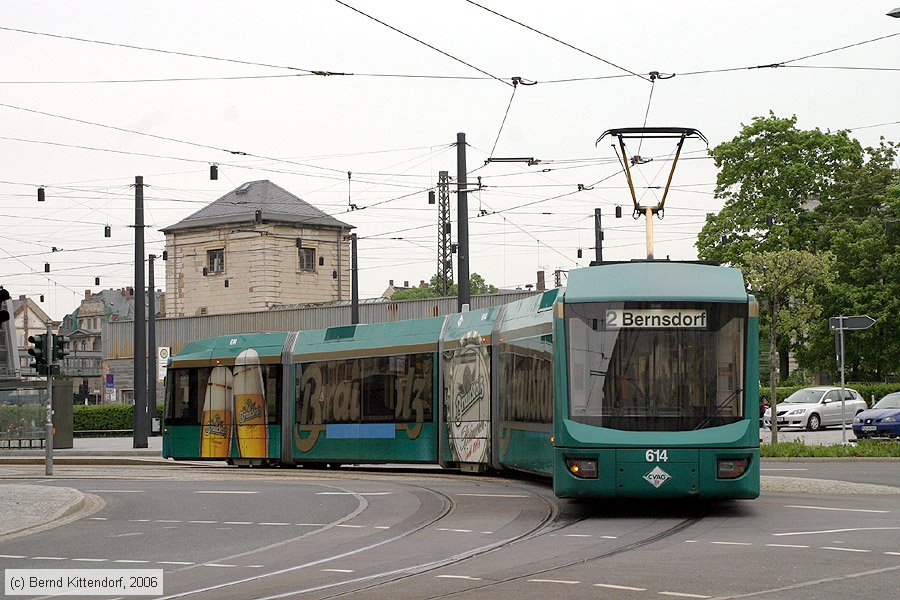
[{"left": 763, "top": 387, "right": 867, "bottom": 431}]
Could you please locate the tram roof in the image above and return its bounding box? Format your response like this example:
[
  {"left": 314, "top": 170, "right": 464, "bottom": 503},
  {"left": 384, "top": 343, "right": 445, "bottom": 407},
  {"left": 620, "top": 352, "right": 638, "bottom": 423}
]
[
  {"left": 564, "top": 261, "right": 748, "bottom": 303},
  {"left": 172, "top": 331, "right": 289, "bottom": 366}
]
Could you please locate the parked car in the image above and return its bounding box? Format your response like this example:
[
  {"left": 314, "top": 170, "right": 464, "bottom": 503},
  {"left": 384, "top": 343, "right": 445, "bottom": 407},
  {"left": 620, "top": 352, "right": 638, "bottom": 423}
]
[
  {"left": 763, "top": 387, "right": 867, "bottom": 431},
  {"left": 852, "top": 392, "right": 900, "bottom": 439}
]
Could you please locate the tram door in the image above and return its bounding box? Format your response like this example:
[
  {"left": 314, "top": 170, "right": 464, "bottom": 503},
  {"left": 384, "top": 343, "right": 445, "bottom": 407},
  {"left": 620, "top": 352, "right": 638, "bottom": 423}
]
[{"left": 439, "top": 308, "right": 499, "bottom": 470}]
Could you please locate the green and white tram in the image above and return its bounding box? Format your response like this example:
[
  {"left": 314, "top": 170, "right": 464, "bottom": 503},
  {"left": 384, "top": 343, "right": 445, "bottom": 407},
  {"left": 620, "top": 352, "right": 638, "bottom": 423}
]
[{"left": 163, "top": 260, "right": 759, "bottom": 499}]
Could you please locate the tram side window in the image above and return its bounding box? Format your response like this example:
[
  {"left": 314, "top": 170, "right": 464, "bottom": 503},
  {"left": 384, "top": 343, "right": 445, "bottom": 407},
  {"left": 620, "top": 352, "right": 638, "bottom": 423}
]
[
  {"left": 263, "top": 365, "right": 282, "bottom": 424},
  {"left": 499, "top": 336, "right": 554, "bottom": 424},
  {"left": 164, "top": 368, "right": 211, "bottom": 426}
]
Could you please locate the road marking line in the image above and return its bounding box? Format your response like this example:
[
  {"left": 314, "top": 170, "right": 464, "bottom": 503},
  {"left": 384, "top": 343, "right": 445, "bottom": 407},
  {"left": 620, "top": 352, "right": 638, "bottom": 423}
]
[
  {"left": 87, "top": 490, "right": 143, "bottom": 493},
  {"left": 129, "top": 519, "right": 151, "bottom": 522},
  {"left": 821, "top": 546, "right": 871, "bottom": 553},
  {"left": 295, "top": 523, "right": 326, "bottom": 526},
  {"left": 766, "top": 544, "right": 810, "bottom": 548},
  {"left": 245, "top": 565, "right": 264, "bottom": 568},
  {"left": 0, "top": 555, "right": 25, "bottom": 559},
  {"left": 112, "top": 532, "right": 144, "bottom": 537},
  {"left": 480, "top": 531, "right": 493, "bottom": 534},
  {"left": 203, "top": 564, "right": 236, "bottom": 568},
  {"left": 72, "top": 558, "right": 107, "bottom": 562},
  {"left": 600, "top": 535, "right": 619, "bottom": 539},
  {"left": 659, "top": 592, "right": 711, "bottom": 598},
  {"left": 158, "top": 561, "right": 194, "bottom": 565},
  {"left": 259, "top": 522, "right": 291, "bottom": 526},
  {"left": 774, "top": 527, "right": 900, "bottom": 536},
  {"left": 32, "top": 557, "right": 65, "bottom": 560},
  {"left": 457, "top": 493, "right": 528, "bottom": 498},
  {"left": 565, "top": 534, "right": 591, "bottom": 537},
  {"left": 89, "top": 517, "right": 107, "bottom": 520},
  {"left": 195, "top": 491, "right": 258, "bottom": 494},
  {"left": 115, "top": 559, "right": 149, "bottom": 563},
  {"left": 885, "top": 552, "right": 900, "bottom": 556},
  {"left": 374, "top": 526, "right": 390, "bottom": 529},
  {"left": 437, "top": 528, "right": 473, "bottom": 533},
  {"left": 595, "top": 583, "right": 647, "bottom": 591},
  {"left": 437, "top": 575, "right": 482, "bottom": 580},
  {"left": 711, "top": 541, "right": 752, "bottom": 546},
  {"left": 223, "top": 521, "right": 253, "bottom": 525},
  {"left": 337, "top": 524, "right": 365, "bottom": 528},
  {"left": 684, "top": 540, "right": 698, "bottom": 543},
  {"left": 155, "top": 520, "right": 182, "bottom": 523},
  {"left": 322, "top": 569, "right": 354, "bottom": 573},
  {"left": 189, "top": 520, "right": 218, "bottom": 524},
  {"left": 529, "top": 579, "right": 580, "bottom": 585},
  {"left": 316, "top": 492, "right": 393, "bottom": 496},
  {"left": 784, "top": 505, "right": 889, "bottom": 514}
]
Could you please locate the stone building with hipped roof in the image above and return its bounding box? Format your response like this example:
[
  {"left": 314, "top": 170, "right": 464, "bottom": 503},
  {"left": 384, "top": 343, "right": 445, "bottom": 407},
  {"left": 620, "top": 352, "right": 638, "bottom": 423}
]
[{"left": 161, "top": 180, "right": 354, "bottom": 317}]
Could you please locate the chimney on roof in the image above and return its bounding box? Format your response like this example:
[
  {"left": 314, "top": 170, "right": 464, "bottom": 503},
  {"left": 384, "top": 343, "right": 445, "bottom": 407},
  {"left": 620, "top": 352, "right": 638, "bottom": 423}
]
[
  {"left": 537, "top": 270, "right": 546, "bottom": 292},
  {"left": 389, "top": 279, "right": 394, "bottom": 286},
  {"left": 404, "top": 281, "right": 409, "bottom": 288},
  {"left": 19, "top": 294, "right": 26, "bottom": 301},
  {"left": 85, "top": 290, "right": 92, "bottom": 299}
]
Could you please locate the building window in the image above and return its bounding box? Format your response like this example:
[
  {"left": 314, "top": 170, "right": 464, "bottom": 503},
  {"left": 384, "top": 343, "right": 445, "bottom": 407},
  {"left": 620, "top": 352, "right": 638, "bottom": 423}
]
[
  {"left": 298, "top": 247, "right": 316, "bottom": 272},
  {"left": 207, "top": 249, "right": 225, "bottom": 273}
]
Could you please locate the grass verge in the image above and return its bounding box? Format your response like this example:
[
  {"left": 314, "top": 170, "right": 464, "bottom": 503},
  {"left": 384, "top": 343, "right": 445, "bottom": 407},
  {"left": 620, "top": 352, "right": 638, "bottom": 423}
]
[{"left": 761, "top": 439, "right": 900, "bottom": 458}]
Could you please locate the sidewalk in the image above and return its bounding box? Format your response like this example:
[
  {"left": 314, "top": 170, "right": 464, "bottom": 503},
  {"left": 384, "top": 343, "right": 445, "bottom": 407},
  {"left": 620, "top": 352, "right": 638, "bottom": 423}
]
[{"left": 0, "top": 435, "right": 162, "bottom": 457}]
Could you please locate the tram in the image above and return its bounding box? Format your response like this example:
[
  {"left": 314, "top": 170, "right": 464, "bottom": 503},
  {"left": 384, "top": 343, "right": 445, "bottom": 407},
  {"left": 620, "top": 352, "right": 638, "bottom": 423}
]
[{"left": 163, "top": 260, "right": 760, "bottom": 499}]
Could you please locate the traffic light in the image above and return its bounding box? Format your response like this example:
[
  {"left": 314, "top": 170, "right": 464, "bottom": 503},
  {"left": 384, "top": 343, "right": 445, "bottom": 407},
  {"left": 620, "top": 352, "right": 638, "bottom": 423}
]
[
  {"left": 28, "top": 333, "right": 49, "bottom": 370},
  {"left": 53, "top": 334, "right": 71, "bottom": 361},
  {"left": 0, "top": 288, "right": 10, "bottom": 328}
]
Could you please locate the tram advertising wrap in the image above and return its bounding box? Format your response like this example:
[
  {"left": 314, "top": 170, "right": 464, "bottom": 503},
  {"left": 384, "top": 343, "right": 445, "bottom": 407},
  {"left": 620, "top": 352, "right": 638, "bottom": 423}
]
[{"left": 163, "top": 261, "right": 760, "bottom": 499}]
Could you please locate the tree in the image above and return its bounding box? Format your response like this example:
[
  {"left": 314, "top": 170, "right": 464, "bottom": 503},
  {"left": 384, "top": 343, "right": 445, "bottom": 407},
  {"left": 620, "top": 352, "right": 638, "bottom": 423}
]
[
  {"left": 698, "top": 113, "right": 863, "bottom": 265},
  {"left": 390, "top": 273, "right": 498, "bottom": 301},
  {"left": 743, "top": 250, "right": 834, "bottom": 443}
]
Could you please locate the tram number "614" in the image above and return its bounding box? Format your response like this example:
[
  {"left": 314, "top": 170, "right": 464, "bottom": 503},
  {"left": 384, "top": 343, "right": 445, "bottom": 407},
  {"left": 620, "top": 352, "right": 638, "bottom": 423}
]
[{"left": 645, "top": 449, "right": 668, "bottom": 463}]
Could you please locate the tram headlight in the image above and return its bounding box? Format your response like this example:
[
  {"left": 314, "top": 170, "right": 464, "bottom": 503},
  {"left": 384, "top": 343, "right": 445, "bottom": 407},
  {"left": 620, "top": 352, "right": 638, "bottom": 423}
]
[
  {"left": 717, "top": 458, "right": 749, "bottom": 479},
  {"left": 565, "top": 457, "right": 598, "bottom": 479}
]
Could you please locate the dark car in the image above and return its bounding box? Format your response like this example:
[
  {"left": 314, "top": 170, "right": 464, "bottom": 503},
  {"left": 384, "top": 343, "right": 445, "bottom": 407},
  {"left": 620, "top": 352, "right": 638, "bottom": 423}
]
[{"left": 852, "top": 392, "right": 900, "bottom": 439}]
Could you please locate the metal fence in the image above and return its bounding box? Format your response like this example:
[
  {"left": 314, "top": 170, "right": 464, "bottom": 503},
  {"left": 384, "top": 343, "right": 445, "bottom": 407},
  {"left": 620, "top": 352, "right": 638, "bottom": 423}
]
[{"left": 104, "top": 291, "right": 538, "bottom": 360}]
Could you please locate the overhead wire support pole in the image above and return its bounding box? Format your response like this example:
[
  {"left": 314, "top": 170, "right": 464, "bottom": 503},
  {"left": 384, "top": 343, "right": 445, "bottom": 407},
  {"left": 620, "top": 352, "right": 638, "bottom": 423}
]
[
  {"left": 594, "top": 208, "right": 603, "bottom": 264},
  {"left": 456, "top": 133, "right": 471, "bottom": 311},
  {"left": 133, "top": 175, "right": 148, "bottom": 449},
  {"left": 437, "top": 171, "right": 452, "bottom": 295},
  {"left": 44, "top": 321, "right": 53, "bottom": 476},
  {"left": 351, "top": 233, "right": 359, "bottom": 325},
  {"left": 148, "top": 253, "right": 157, "bottom": 434}
]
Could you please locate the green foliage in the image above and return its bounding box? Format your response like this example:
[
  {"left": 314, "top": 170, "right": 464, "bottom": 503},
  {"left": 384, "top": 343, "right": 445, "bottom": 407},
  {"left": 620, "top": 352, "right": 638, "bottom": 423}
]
[
  {"left": 761, "top": 439, "right": 900, "bottom": 458},
  {"left": 73, "top": 404, "right": 165, "bottom": 436},
  {"left": 391, "top": 272, "right": 498, "bottom": 300},
  {"left": 0, "top": 403, "right": 45, "bottom": 434}
]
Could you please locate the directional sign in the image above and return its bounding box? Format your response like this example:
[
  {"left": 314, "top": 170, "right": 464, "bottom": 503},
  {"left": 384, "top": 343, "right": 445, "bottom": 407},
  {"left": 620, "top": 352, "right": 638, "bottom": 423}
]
[{"left": 829, "top": 315, "right": 876, "bottom": 331}]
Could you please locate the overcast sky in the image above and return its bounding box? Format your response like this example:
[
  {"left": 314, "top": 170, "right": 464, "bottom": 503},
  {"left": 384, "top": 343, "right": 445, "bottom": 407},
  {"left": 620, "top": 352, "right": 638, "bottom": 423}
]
[{"left": 2, "top": 1, "right": 898, "bottom": 320}]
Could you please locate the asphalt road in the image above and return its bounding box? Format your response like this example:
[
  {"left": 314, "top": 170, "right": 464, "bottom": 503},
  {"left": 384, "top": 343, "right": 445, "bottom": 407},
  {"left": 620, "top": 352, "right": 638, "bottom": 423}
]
[{"left": 1, "top": 463, "right": 898, "bottom": 600}]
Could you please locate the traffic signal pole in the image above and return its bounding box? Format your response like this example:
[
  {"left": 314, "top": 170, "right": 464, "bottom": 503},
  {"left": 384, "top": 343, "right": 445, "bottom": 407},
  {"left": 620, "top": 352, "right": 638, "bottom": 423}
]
[{"left": 45, "top": 322, "right": 53, "bottom": 476}]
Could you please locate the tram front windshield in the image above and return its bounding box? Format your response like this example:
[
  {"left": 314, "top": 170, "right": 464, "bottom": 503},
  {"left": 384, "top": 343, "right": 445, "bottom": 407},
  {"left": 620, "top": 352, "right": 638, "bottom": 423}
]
[{"left": 566, "top": 302, "right": 746, "bottom": 431}]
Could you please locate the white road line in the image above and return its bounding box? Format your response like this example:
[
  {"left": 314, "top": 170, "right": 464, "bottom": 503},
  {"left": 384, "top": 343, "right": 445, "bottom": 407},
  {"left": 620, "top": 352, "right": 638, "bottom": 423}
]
[
  {"left": 155, "top": 520, "right": 182, "bottom": 523},
  {"left": 684, "top": 540, "right": 698, "bottom": 543},
  {"left": 0, "top": 555, "right": 25, "bottom": 559},
  {"left": 711, "top": 541, "right": 752, "bottom": 546},
  {"left": 195, "top": 491, "right": 258, "bottom": 494},
  {"left": 203, "top": 564, "right": 236, "bottom": 568},
  {"left": 245, "top": 565, "right": 264, "bottom": 568},
  {"left": 32, "top": 557, "right": 65, "bottom": 560},
  {"left": 188, "top": 520, "right": 218, "bottom": 524},
  {"left": 821, "top": 546, "right": 871, "bottom": 553},
  {"left": 595, "top": 583, "right": 647, "bottom": 591},
  {"left": 129, "top": 519, "right": 151, "bottom": 522},
  {"left": 295, "top": 523, "right": 326, "bottom": 526},
  {"left": 437, "top": 528, "right": 473, "bottom": 533},
  {"left": 315, "top": 492, "right": 392, "bottom": 496},
  {"left": 600, "top": 535, "right": 619, "bottom": 539},
  {"left": 336, "top": 524, "right": 365, "bottom": 528},
  {"left": 223, "top": 521, "right": 253, "bottom": 525},
  {"left": 456, "top": 493, "right": 528, "bottom": 498},
  {"left": 87, "top": 489, "right": 143, "bottom": 493},
  {"left": 72, "top": 558, "right": 107, "bottom": 562},
  {"left": 784, "top": 505, "right": 889, "bottom": 514},
  {"left": 374, "top": 526, "right": 390, "bottom": 529},
  {"left": 112, "top": 532, "right": 144, "bottom": 537},
  {"left": 885, "top": 552, "right": 900, "bottom": 556},
  {"left": 258, "top": 522, "right": 290, "bottom": 526},
  {"left": 158, "top": 561, "right": 194, "bottom": 565},
  {"left": 437, "top": 575, "right": 482, "bottom": 580},
  {"left": 766, "top": 544, "right": 810, "bottom": 549},
  {"left": 774, "top": 527, "right": 900, "bottom": 537},
  {"left": 658, "top": 592, "right": 711, "bottom": 598},
  {"left": 115, "top": 559, "right": 149, "bottom": 563},
  {"left": 89, "top": 517, "right": 108, "bottom": 520},
  {"left": 529, "top": 579, "right": 580, "bottom": 585},
  {"left": 322, "top": 569, "right": 354, "bottom": 573},
  {"left": 565, "top": 534, "right": 591, "bottom": 537}
]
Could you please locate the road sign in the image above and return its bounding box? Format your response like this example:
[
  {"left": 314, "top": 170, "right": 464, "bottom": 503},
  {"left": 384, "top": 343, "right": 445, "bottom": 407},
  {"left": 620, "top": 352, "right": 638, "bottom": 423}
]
[{"left": 829, "top": 315, "right": 875, "bottom": 331}]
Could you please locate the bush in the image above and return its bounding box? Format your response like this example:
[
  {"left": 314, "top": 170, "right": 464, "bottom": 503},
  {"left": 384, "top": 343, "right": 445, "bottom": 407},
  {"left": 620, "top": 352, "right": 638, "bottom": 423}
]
[
  {"left": 73, "top": 404, "right": 165, "bottom": 436},
  {"left": 760, "top": 383, "right": 900, "bottom": 407}
]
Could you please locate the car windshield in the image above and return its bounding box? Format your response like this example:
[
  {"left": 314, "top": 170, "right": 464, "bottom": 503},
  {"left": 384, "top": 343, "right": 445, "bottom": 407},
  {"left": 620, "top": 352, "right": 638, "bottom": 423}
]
[
  {"left": 783, "top": 389, "right": 824, "bottom": 404},
  {"left": 873, "top": 394, "right": 900, "bottom": 410}
]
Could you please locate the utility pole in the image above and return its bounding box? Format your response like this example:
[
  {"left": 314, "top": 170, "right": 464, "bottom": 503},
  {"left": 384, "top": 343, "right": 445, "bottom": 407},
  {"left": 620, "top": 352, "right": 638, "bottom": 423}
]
[
  {"left": 594, "top": 208, "right": 603, "bottom": 263},
  {"left": 133, "top": 176, "right": 148, "bottom": 448},
  {"left": 456, "top": 133, "right": 471, "bottom": 311},
  {"left": 148, "top": 253, "right": 157, "bottom": 434},
  {"left": 437, "top": 171, "right": 453, "bottom": 295},
  {"left": 350, "top": 233, "right": 359, "bottom": 324}
]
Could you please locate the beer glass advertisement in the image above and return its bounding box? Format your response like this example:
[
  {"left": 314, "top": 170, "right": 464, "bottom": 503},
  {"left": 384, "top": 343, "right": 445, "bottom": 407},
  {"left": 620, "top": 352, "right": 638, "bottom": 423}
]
[
  {"left": 200, "top": 348, "right": 270, "bottom": 458},
  {"left": 443, "top": 331, "right": 491, "bottom": 464}
]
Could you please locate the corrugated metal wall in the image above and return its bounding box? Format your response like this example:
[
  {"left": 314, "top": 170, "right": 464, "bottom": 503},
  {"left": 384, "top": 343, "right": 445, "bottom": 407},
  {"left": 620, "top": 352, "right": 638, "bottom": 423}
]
[{"left": 104, "top": 292, "right": 539, "bottom": 359}]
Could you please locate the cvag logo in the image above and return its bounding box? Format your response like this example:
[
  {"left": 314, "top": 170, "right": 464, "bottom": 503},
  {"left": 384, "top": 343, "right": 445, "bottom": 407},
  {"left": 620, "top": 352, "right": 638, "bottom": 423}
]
[{"left": 643, "top": 466, "right": 671, "bottom": 488}]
